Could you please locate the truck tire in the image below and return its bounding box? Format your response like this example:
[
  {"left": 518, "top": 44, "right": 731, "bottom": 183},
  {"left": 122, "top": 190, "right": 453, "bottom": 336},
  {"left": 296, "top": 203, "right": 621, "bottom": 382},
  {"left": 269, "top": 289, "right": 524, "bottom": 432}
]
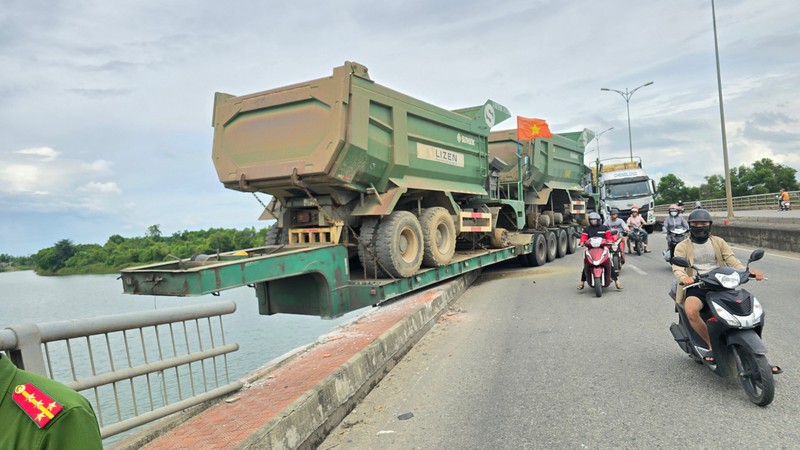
[
  {"left": 527, "top": 233, "right": 547, "bottom": 267},
  {"left": 375, "top": 211, "right": 424, "bottom": 278},
  {"left": 538, "top": 214, "right": 551, "bottom": 228},
  {"left": 566, "top": 226, "right": 578, "bottom": 254},
  {"left": 357, "top": 218, "right": 381, "bottom": 277},
  {"left": 543, "top": 211, "right": 556, "bottom": 227},
  {"left": 546, "top": 231, "right": 557, "bottom": 262},
  {"left": 556, "top": 228, "right": 568, "bottom": 258},
  {"left": 420, "top": 207, "right": 456, "bottom": 267},
  {"left": 553, "top": 212, "right": 563, "bottom": 225},
  {"left": 264, "top": 226, "right": 288, "bottom": 245}
]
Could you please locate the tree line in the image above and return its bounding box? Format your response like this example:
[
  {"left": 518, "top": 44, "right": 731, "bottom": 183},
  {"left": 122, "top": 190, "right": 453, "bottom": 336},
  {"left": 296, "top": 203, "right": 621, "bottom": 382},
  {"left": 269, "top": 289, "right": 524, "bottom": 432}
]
[
  {"left": 5, "top": 225, "right": 268, "bottom": 276},
  {"left": 655, "top": 158, "right": 798, "bottom": 205}
]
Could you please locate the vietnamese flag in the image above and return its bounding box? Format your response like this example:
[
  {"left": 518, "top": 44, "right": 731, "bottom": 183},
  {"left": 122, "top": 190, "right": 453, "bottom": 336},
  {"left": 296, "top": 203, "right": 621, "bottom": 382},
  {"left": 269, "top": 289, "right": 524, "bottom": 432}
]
[{"left": 517, "top": 116, "right": 553, "bottom": 140}]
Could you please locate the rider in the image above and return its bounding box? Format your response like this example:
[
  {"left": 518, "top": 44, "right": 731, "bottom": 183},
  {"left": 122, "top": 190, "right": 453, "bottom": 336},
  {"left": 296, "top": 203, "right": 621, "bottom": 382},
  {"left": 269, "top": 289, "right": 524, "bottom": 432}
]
[
  {"left": 779, "top": 188, "right": 790, "bottom": 211},
  {"left": 672, "top": 209, "right": 766, "bottom": 365},
  {"left": 662, "top": 204, "right": 689, "bottom": 261},
  {"left": 578, "top": 212, "right": 622, "bottom": 290},
  {"left": 603, "top": 208, "right": 630, "bottom": 253},
  {"left": 626, "top": 206, "right": 650, "bottom": 253}
]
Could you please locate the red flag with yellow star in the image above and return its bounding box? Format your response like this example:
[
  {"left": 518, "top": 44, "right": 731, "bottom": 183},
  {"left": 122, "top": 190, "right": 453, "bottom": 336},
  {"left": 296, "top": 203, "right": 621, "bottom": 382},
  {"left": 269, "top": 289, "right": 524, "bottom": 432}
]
[{"left": 517, "top": 116, "right": 552, "bottom": 140}]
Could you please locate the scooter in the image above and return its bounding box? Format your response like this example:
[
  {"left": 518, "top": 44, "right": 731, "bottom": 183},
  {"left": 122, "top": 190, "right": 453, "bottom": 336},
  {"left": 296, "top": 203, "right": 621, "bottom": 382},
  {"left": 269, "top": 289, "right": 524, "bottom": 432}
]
[
  {"left": 669, "top": 248, "right": 774, "bottom": 406},
  {"left": 581, "top": 233, "right": 614, "bottom": 298},
  {"left": 663, "top": 226, "right": 688, "bottom": 264},
  {"left": 609, "top": 231, "right": 625, "bottom": 272},
  {"left": 628, "top": 228, "right": 647, "bottom": 256}
]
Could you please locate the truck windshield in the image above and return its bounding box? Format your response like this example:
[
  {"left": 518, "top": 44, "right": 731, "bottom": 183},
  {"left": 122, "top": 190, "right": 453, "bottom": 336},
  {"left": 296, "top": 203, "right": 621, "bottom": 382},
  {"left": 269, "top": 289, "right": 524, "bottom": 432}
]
[{"left": 605, "top": 181, "right": 651, "bottom": 199}]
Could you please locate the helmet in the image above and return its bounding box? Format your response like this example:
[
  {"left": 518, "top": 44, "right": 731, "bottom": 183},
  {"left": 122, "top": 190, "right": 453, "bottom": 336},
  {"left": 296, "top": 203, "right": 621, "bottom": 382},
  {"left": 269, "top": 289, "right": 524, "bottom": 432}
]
[
  {"left": 631, "top": 206, "right": 639, "bottom": 213},
  {"left": 668, "top": 204, "right": 679, "bottom": 217},
  {"left": 687, "top": 208, "right": 713, "bottom": 224},
  {"left": 687, "top": 208, "right": 713, "bottom": 243},
  {"left": 610, "top": 208, "right": 619, "bottom": 215},
  {"left": 668, "top": 204, "right": 678, "bottom": 211},
  {"left": 588, "top": 212, "right": 601, "bottom": 226}
]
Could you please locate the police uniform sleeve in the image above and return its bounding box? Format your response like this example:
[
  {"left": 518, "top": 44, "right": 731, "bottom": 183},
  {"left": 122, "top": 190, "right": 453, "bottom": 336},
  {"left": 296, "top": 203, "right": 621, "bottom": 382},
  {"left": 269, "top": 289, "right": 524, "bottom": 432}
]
[{"left": 37, "top": 405, "right": 103, "bottom": 450}]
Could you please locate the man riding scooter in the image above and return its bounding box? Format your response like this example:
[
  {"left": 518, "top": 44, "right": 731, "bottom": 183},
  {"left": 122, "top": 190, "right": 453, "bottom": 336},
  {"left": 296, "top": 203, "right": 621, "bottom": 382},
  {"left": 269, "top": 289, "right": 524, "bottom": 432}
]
[
  {"left": 578, "top": 212, "right": 622, "bottom": 290},
  {"left": 604, "top": 208, "right": 630, "bottom": 255}
]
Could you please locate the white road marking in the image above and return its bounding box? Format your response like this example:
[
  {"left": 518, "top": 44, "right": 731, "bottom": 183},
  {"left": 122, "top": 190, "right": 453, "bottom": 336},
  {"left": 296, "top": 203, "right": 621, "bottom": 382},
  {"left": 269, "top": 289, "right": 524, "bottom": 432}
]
[{"left": 626, "top": 264, "right": 648, "bottom": 275}]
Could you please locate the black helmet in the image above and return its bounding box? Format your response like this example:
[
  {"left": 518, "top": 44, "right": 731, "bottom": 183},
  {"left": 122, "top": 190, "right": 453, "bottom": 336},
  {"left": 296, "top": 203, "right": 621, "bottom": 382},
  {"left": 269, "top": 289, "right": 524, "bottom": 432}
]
[{"left": 687, "top": 208, "right": 713, "bottom": 224}]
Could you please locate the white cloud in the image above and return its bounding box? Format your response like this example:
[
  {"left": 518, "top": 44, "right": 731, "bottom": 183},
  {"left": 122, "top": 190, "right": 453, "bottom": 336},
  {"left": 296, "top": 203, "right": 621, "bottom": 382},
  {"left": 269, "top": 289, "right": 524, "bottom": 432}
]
[
  {"left": 0, "top": 164, "right": 40, "bottom": 193},
  {"left": 78, "top": 181, "right": 122, "bottom": 194},
  {"left": 15, "top": 146, "right": 60, "bottom": 162}
]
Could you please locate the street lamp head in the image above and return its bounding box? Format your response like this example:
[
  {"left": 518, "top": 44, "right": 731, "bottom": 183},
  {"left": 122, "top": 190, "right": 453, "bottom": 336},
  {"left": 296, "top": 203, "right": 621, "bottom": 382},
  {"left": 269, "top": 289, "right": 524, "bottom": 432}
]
[
  {"left": 600, "top": 88, "right": 611, "bottom": 91},
  {"left": 643, "top": 81, "right": 654, "bottom": 87}
]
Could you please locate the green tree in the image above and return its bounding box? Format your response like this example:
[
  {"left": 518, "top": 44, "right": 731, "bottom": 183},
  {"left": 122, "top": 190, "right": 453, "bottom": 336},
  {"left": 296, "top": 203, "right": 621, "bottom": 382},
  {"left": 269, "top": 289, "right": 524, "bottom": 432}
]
[
  {"left": 698, "top": 174, "right": 726, "bottom": 199},
  {"left": 656, "top": 174, "right": 688, "bottom": 204},
  {"left": 147, "top": 224, "right": 162, "bottom": 240}
]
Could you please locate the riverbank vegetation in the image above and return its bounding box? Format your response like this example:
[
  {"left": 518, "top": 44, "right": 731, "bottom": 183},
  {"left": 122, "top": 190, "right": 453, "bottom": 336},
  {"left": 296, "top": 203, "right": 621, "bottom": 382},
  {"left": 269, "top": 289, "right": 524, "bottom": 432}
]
[{"left": 29, "top": 225, "right": 268, "bottom": 275}]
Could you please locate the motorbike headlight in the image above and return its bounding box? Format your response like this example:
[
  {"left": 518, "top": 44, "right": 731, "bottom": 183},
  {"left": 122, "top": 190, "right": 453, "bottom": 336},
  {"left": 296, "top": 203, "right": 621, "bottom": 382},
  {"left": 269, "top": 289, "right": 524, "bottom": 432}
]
[
  {"left": 711, "top": 301, "right": 741, "bottom": 327},
  {"left": 589, "top": 237, "right": 603, "bottom": 248},
  {"left": 714, "top": 272, "right": 741, "bottom": 289},
  {"left": 752, "top": 297, "right": 764, "bottom": 322}
]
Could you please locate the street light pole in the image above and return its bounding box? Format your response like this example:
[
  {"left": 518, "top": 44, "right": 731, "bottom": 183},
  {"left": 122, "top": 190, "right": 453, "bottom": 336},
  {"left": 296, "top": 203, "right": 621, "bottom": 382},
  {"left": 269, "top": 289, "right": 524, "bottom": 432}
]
[
  {"left": 601, "top": 81, "right": 654, "bottom": 162},
  {"left": 712, "top": 0, "right": 734, "bottom": 219},
  {"left": 590, "top": 127, "right": 614, "bottom": 194}
]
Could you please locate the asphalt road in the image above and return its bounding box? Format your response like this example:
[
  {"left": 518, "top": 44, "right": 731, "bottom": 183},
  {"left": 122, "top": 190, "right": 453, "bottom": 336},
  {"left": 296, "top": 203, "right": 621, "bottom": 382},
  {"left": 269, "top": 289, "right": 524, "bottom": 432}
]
[{"left": 320, "top": 234, "right": 800, "bottom": 449}]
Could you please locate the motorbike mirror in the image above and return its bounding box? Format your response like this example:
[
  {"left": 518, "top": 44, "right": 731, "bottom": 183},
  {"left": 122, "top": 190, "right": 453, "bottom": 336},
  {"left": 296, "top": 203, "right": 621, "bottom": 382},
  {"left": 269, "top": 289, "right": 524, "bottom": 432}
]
[
  {"left": 671, "top": 256, "right": 691, "bottom": 268},
  {"left": 748, "top": 248, "right": 765, "bottom": 263}
]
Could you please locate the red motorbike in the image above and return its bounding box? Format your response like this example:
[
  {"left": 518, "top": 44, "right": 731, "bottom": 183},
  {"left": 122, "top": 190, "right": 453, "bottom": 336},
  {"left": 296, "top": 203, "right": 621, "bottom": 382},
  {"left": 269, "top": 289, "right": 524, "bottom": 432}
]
[{"left": 581, "top": 232, "right": 615, "bottom": 297}]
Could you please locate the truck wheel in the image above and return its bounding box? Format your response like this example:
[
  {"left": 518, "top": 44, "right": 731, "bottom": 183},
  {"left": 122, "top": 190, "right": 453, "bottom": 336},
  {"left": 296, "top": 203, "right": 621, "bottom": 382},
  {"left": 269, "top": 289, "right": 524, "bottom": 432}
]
[
  {"left": 553, "top": 212, "right": 563, "bottom": 225},
  {"left": 527, "top": 233, "right": 547, "bottom": 266},
  {"left": 538, "top": 214, "right": 551, "bottom": 228},
  {"left": 264, "top": 226, "right": 288, "bottom": 245},
  {"left": 420, "top": 207, "right": 456, "bottom": 267},
  {"left": 566, "top": 226, "right": 578, "bottom": 254},
  {"left": 375, "top": 211, "right": 424, "bottom": 278},
  {"left": 546, "top": 231, "right": 557, "bottom": 262},
  {"left": 357, "top": 218, "right": 381, "bottom": 277},
  {"left": 556, "top": 228, "right": 568, "bottom": 258}
]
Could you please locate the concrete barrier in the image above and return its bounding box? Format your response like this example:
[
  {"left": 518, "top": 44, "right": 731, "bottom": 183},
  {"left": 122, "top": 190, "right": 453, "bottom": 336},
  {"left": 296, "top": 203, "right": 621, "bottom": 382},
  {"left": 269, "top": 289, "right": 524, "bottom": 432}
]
[{"left": 656, "top": 219, "right": 800, "bottom": 254}]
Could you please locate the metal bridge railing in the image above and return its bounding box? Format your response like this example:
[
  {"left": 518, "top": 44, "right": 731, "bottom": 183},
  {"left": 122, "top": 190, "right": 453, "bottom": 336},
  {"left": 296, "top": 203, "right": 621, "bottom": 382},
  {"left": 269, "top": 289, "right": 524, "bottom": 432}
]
[
  {"left": 653, "top": 190, "right": 797, "bottom": 215},
  {"left": 0, "top": 301, "right": 243, "bottom": 440}
]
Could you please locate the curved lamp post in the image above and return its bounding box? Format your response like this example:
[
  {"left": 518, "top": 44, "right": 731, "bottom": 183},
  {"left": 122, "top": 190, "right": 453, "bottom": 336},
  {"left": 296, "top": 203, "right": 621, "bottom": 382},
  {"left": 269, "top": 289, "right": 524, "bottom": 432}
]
[
  {"left": 601, "top": 82, "right": 654, "bottom": 161},
  {"left": 587, "top": 127, "right": 614, "bottom": 193}
]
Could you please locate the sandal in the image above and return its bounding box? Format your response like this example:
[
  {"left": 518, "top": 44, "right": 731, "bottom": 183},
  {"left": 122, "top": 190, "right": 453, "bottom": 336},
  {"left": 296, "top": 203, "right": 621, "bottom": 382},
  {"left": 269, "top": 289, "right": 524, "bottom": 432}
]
[
  {"left": 578, "top": 281, "right": 585, "bottom": 290},
  {"left": 614, "top": 280, "right": 623, "bottom": 289},
  {"left": 703, "top": 350, "right": 715, "bottom": 363},
  {"left": 772, "top": 365, "right": 783, "bottom": 375}
]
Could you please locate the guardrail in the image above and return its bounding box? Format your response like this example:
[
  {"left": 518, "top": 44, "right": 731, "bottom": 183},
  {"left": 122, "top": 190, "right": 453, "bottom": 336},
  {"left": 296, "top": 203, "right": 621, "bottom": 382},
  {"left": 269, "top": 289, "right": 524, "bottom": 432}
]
[
  {"left": 654, "top": 190, "right": 797, "bottom": 215},
  {"left": 0, "top": 301, "right": 243, "bottom": 440}
]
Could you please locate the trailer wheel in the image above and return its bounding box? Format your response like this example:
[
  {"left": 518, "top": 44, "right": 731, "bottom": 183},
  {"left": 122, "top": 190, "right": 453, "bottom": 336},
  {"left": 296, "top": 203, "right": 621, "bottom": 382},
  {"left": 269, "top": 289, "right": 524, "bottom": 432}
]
[
  {"left": 546, "top": 231, "right": 557, "bottom": 262},
  {"left": 375, "top": 211, "right": 423, "bottom": 278},
  {"left": 553, "top": 212, "right": 563, "bottom": 225},
  {"left": 357, "top": 218, "right": 381, "bottom": 277},
  {"left": 566, "top": 226, "right": 578, "bottom": 254},
  {"left": 489, "top": 227, "right": 509, "bottom": 248},
  {"left": 264, "top": 226, "right": 288, "bottom": 245},
  {"left": 556, "top": 228, "right": 568, "bottom": 258},
  {"left": 420, "top": 207, "right": 456, "bottom": 267},
  {"left": 527, "top": 233, "right": 547, "bottom": 267},
  {"left": 538, "top": 214, "right": 551, "bottom": 228}
]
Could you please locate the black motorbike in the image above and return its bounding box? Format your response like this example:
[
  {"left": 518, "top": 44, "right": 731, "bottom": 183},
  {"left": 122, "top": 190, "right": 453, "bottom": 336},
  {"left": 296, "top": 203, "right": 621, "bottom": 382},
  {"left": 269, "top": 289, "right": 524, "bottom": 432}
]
[
  {"left": 669, "top": 248, "right": 774, "bottom": 406},
  {"left": 628, "top": 228, "right": 647, "bottom": 255}
]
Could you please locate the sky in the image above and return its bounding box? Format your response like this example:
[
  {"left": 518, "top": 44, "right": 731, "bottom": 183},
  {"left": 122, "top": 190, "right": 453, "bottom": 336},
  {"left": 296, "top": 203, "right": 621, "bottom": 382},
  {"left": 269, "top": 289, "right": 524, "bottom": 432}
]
[{"left": 1, "top": 0, "right": 799, "bottom": 256}]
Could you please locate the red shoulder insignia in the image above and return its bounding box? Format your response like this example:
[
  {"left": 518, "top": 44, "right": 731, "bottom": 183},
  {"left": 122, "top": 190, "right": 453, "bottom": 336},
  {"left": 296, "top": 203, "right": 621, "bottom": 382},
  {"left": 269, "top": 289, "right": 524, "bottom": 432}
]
[{"left": 12, "top": 384, "right": 64, "bottom": 428}]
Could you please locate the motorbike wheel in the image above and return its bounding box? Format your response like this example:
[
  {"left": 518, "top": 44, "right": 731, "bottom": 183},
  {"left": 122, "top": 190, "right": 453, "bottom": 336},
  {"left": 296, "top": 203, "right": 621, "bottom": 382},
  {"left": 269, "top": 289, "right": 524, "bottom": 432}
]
[
  {"left": 594, "top": 276, "right": 603, "bottom": 298},
  {"left": 612, "top": 254, "right": 621, "bottom": 272},
  {"left": 733, "top": 345, "right": 775, "bottom": 407},
  {"left": 635, "top": 241, "right": 642, "bottom": 256}
]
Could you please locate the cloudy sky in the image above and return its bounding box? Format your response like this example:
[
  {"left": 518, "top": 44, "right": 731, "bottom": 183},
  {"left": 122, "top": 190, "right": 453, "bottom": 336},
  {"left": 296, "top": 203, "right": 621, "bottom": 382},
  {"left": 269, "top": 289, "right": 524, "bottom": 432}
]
[{"left": 2, "top": 0, "right": 798, "bottom": 256}]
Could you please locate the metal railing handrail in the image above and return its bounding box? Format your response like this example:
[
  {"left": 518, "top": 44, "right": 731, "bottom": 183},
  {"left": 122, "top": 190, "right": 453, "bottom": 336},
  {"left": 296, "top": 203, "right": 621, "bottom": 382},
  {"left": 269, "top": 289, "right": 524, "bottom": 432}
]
[{"left": 654, "top": 190, "right": 797, "bottom": 215}]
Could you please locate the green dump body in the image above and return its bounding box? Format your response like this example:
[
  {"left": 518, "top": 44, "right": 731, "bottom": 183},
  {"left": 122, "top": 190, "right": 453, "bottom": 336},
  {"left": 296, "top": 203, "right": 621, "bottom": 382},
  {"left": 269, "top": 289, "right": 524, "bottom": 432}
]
[
  {"left": 488, "top": 130, "right": 588, "bottom": 195},
  {"left": 212, "top": 62, "right": 511, "bottom": 200}
]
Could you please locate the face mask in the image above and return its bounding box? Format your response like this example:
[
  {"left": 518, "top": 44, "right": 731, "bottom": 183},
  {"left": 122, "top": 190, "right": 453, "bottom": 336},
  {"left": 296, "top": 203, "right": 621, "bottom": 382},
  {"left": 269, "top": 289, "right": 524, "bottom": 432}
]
[
  {"left": 669, "top": 211, "right": 678, "bottom": 217},
  {"left": 690, "top": 225, "right": 711, "bottom": 243}
]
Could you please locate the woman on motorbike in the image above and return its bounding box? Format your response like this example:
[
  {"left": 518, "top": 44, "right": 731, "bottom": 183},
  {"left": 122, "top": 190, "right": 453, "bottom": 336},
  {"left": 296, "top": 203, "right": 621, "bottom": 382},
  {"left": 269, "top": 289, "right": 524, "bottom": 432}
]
[
  {"left": 626, "top": 206, "right": 650, "bottom": 253},
  {"left": 578, "top": 212, "right": 622, "bottom": 290},
  {"left": 662, "top": 204, "right": 689, "bottom": 261}
]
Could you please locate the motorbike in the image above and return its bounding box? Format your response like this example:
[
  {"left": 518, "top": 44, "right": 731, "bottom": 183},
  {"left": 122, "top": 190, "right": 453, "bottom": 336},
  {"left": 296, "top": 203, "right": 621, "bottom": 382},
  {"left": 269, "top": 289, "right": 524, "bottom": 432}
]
[
  {"left": 628, "top": 227, "right": 647, "bottom": 256},
  {"left": 581, "top": 233, "right": 614, "bottom": 297},
  {"left": 609, "top": 230, "right": 625, "bottom": 272},
  {"left": 663, "top": 226, "right": 688, "bottom": 264},
  {"left": 669, "top": 248, "right": 774, "bottom": 406}
]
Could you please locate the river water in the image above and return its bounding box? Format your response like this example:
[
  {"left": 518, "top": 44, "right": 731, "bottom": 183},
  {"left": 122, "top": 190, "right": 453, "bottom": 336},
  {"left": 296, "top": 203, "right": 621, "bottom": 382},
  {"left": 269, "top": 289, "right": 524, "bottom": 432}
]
[{"left": 0, "top": 270, "right": 366, "bottom": 388}]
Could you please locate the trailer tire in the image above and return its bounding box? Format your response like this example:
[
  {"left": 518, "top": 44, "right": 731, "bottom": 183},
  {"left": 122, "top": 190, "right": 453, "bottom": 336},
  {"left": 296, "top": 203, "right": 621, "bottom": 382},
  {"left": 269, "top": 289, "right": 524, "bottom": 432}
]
[
  {"left": 566, "top": 226, "right": 578, "bottom": 254},
  {"left": 489, "top": 227, "right": 509, "bottom": 248},
  {"left": 543, "top": 211, "right": 556, "bottom": 226},
  {"left": 556, "top": 228, "right": 568, "bottom": 258},
  {"left": 420, "top": 207, "right": 456, "bottom": 267},
  {"left": 357, "top": 218, "right": 381, "bottom": 277},
  {"left": 375, "top": 211, "right": 424, "bottom": 278},
  {"left": 538, "top": 214, "right": 551, "bottom": 228},
  {"left": 553, "top": 212, "right": 563, "bottom": 225},
  {"left": 546, "top": 231, "right": 557, "bottom": 262},
  {"left": 264, "top": 226, "right": 288, "bottom": 245},
  {"left": 528, "top": 233, "right": 547, "bottom": 267}
]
